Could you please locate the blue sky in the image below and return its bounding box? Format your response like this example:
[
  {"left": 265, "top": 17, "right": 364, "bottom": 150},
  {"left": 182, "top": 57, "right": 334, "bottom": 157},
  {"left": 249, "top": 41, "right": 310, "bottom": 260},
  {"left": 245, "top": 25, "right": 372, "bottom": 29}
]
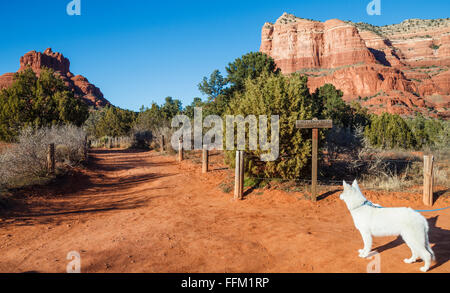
[{"left": 0, "top": 0, "right": 449, "bottom": 111}]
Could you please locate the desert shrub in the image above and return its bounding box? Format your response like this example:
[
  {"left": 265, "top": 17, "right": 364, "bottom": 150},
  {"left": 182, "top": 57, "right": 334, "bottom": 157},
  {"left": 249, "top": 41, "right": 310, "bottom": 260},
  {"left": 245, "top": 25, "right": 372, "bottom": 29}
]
[
  {"left": 130, "top": 130, "right": 153, "bottom": 149},
  {"left": 132, "top": 97, "right": 183, "bottom": 149},
  {"left": 45, "top": 125, "right": 87, "bottom": 165},
  {"left": 364, "top": 113, "right": 416, "bottom": 149},
  {"left": 313, "top": 84, "right": 352, "bottom": 128},
  {"left": 0, "top": 68, "right": 88, "bottom": 142},
  {"left": 406, "top": 114, "right": 445, "bottom": 149},
  {"left": 350, "top": 146, "right": 414, "bottom": 191},
  {"left": 362, "top": 172, "right": 411, "bottom": 191},
  {"left": 324, "top": 126, "right": 364, "bottom": 161},
  {"left": 135, "top": 97, "right": 182, "bottom": 132},
  {"left": 153, "top": 126, "right": 177, "bottom": 154},
  {"left": 0, "top": 125, "right": 86, "bottom": 188},
  {"left": 194, "top": 53, "right": 280, "bottom": 117},
  {"left": 430, "top": 44, "right": 440, "bottom": 50},
  {"left": 434, "top": 165, "right": 449, "bottom": 187},
  {"left": 225, "top": 52, "right": 280, "bottom": 94},
  {"left": 84, "top": 106, "right": 137, "bottom": 138},
  {"left": 225, "top": 72, "right": 320, "bottom": 179}
]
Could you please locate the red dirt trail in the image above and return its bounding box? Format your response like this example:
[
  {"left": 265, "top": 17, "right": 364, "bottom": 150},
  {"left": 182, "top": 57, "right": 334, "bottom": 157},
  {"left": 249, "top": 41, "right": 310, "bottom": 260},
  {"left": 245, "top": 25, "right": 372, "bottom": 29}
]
[{"left": 0, "top": 149, "right": 449, "bottom": 273}]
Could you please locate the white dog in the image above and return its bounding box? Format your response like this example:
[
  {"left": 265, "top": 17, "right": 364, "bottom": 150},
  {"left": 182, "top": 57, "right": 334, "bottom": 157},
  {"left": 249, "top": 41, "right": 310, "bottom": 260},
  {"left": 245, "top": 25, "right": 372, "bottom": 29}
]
[{"left": 340, "top": 180, "right": 435, "bottom": 272}]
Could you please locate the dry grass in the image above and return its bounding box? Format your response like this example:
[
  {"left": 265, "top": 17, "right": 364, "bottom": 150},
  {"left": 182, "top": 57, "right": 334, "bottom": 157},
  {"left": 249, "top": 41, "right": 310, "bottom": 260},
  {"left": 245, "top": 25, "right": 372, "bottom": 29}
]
[{"left": 0, "top": 125, "right": 87, "bottom": 189}]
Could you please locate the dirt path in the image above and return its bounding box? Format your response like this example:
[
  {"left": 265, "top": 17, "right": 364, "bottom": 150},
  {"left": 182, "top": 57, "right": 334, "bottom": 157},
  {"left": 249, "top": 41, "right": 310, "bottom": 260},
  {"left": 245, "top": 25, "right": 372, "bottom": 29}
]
[{"left": 0, "top": 149, "right": 449, "bottom": 273}]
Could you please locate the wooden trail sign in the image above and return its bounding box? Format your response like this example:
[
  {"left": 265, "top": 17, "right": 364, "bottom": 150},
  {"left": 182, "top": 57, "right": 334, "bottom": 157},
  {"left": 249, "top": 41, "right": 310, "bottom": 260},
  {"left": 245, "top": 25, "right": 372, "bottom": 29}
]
[
  {"left": 296, "top": 118, "right": 333, "bottom": 202},
  {"left": 296, "top": 120, "right": 333, "bottom": 129}
]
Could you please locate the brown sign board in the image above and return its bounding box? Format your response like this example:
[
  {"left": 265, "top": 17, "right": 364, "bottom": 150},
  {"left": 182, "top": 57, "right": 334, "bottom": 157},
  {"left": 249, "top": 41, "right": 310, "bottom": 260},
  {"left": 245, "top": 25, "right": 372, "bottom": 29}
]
[
  {"left": 296, "top": 120, "right": 333, "bottom": 129},
  {"left": 294, "top": 119, "right": 333, "bottom": 202}
]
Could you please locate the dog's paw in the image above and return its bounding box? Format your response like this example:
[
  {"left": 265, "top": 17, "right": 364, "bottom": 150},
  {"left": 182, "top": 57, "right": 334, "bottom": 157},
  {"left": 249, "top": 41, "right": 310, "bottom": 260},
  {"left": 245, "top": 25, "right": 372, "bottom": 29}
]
[
  {"left": 404, "top": 258, "right": 417, "bottom": 264},
  {"left": 420, "top": 266, "right": 428, "bottom": 273},
  {"left": 358, "top": 250, "right": 370, "bottom": 258}
]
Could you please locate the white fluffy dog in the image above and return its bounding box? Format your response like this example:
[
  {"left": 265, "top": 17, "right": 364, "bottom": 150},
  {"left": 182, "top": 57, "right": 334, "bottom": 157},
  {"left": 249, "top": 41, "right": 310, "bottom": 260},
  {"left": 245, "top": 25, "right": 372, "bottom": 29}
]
[{"left": 340, "top": 180, "right": 435, "bottom": 272}]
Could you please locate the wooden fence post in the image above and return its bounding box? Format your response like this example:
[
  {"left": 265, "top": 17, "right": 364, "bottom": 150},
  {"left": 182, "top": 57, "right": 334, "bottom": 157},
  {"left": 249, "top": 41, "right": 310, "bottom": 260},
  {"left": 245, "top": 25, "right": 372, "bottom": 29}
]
[
  {"left": 311, "top": 127, "right": 318, "bottom": 202},
  {"left": 423, "top": 155, "right": 434, "bottom": 206},
  {"left": 234, "top": 150, "right": 244, "bottom": 200},
  {"left": 239, "top": 151, "right": 244, "bottom": 199},
  {"left": 178, "top": 137, "right": 184, "bottom": 162},
  {"left": 47, "top": 143, "right": 55, "bottom": 175},
  {"left": 160, "top": 135, "right": 165, "bottom": 153},
  {"left": 202, "top": 146, "right": 209, "bottom": 174},
  {"left": 83, "top": 135, "right": 88, "bottom": 161}
]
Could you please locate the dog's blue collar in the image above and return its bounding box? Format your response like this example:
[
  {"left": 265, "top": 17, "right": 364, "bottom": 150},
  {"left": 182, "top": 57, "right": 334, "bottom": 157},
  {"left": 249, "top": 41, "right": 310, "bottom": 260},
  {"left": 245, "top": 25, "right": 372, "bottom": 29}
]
[
  {"left": 352, "top": 200, "right": 383, "bottom": 210},
  {"left": 362, "top": 200, "right": 383, "bottom": 208}
]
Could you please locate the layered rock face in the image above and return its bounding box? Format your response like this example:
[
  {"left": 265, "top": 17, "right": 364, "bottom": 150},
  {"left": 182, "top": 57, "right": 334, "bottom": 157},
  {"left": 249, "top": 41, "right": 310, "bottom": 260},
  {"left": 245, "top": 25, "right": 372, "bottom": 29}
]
[
  {"left": 261, "top": 15, "right": 376, "bottom": 71},
  {"left": 0, "top": 48, "right": 110, "bottom": 108},
  {"left": 261, "top": 13, "right": 450, "bottom": 118}
]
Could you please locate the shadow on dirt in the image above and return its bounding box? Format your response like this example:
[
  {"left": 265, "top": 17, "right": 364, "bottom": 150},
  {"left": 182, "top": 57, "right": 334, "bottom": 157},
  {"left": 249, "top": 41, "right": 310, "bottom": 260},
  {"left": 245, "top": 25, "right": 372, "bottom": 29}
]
[
  {"left": 0, "top": 149, "right": 176, "bottom": 228},
  {"left": 373, "top": 216, "right": 449, "bottom": 271},
  {"left": 434, "top": 189, "right": 449, "bottom": 203},
  {"left": 317, "top": 189, "right": 341, "bottom": 201},
  {"left": 88, "top": 149, "right": 176, "bottom": 172}
]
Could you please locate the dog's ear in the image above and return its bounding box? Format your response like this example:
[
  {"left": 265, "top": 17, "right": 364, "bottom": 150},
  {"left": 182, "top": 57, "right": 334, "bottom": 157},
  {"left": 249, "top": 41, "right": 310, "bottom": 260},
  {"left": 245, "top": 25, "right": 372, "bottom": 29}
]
[
  {"left": 352, "top": 179, "right": 360, "bottom": 190},
  {"left": 343, "top": 180, "right": 349, "bottom": 189}
]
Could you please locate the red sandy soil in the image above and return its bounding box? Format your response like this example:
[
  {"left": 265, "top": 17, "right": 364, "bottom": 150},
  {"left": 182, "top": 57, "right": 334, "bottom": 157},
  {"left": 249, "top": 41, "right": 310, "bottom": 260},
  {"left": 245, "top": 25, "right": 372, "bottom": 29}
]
[{"left": 0, "top": 149, "right": 449, "bottom": 273}]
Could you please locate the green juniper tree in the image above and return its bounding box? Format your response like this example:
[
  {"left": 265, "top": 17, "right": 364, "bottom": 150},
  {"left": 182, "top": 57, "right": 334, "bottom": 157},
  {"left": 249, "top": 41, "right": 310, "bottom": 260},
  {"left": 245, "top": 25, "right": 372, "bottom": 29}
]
[{"left": 0, "top": 68, "right": 88, "bottom": 141}]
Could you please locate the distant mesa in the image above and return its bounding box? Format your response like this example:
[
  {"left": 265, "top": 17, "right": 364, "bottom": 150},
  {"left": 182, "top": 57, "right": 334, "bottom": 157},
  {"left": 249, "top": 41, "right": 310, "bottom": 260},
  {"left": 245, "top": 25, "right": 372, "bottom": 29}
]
[
  {"left": 0, "top": 48, "right": 110, "bottom": 108},
  {"left": 261, "top": 12, "right": 450, "bottom": 118}
]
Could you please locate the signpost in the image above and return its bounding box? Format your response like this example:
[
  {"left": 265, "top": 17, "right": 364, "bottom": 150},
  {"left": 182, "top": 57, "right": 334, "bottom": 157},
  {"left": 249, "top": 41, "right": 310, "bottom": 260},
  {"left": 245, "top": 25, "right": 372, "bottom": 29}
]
[{"left": 296, "top": 118, "right": 333, "bottom": 202}]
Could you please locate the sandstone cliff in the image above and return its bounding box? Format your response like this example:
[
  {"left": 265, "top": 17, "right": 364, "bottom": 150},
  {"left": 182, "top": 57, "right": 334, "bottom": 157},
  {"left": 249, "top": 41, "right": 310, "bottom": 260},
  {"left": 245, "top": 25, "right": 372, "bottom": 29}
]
[
  {"left": 261, "top": 13, "right": 450, "bottom": 118},
  {"left": 0, "top": 48, "right": 110, "bottom": 108}
]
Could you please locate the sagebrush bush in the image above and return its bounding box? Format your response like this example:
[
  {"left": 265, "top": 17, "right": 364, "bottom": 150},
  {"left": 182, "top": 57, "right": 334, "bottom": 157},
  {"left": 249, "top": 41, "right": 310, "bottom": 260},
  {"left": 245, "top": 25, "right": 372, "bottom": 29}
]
[{"left": 0, "top": 125, "right": 86, "bottom": 188}]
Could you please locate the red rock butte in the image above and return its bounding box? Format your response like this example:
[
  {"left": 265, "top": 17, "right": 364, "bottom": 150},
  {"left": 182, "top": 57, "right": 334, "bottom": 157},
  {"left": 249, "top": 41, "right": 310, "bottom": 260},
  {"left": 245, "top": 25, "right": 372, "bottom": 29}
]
[
  {"left": 260, "top": 13, "right": 450, "bottom": 118},
  {"left": 0, "top": 48, "right": 110, "bottom": 108}
]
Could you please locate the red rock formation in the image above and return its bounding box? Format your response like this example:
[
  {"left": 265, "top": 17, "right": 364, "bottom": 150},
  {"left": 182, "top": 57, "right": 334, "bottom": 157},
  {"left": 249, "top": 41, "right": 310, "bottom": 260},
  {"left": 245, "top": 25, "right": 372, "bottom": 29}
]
[
  {"left": 261, "top": 13, "right": 450, "bottom": 118},
  {"left": 0, "top": 73, "right": 15, "bottom": 91},
  {"left": 261, "top": 14, "right": 376, "bottom": 73},
  {"left": 0, "top": 48, "right": 109, "bottom": 108}
]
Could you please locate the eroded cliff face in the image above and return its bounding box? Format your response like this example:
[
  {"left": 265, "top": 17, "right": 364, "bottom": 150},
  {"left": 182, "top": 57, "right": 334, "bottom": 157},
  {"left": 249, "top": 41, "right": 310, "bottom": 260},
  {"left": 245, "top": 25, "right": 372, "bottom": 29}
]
[
  {"left": 261, "top": 15, "right": 376, "bottom": 71},
  {"left": 261, "top": 13, "right": 450, "bottom": 118},
  {"left": 0, "top": 48, "right": 110, "bottom": 108}
]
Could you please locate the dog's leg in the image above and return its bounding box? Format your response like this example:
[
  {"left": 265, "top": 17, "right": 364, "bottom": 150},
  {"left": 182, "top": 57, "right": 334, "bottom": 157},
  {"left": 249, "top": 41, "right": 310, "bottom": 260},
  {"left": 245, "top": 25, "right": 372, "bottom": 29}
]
[
  {"left": 404, "top": 251, "right": 418, "bottom": 264},
  {"left": 418, "top": 248, "right": 432, "bottom": 272},
  {"left": 403, "top": 233, "right": 419, "bottom": 264},
  {"left": 358, "top": 230, "right": 372, "bottom": 258},
  {"left": 402, "top": 230, "right": 432, "bottom": 272}
]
